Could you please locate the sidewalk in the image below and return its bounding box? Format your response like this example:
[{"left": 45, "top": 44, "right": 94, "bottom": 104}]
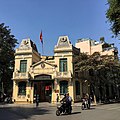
[
  {"left": 0, "top": 101, "right": 99, "bottom": 108},
  {"left": 1, "top": 99, "right": 119, "bottom": 108},
  {"left": 49, "top": 102, "right": 98, "bottom": 107}
]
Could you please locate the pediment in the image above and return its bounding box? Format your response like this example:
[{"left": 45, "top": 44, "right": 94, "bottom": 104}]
[
  {"left": 56, "top": 36, "right": 72, "bottom": 48},
  {"left": 19, "top": 38, "right": 31, "bottom": 50},
  {"left": 19, "top": 38, "right": 38, "bottom": 52},
  {"left": 31, "top": 60, "right": 57, "bottom": 69}
]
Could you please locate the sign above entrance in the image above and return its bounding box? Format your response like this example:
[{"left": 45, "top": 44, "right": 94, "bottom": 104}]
[{"left": 34, "top": 74, "right": 52, "bottom": 80}]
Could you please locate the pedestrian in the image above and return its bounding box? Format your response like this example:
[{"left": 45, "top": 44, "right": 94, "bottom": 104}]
[
  {"left": 88, "top": 95, "right": 92, "bottom": 109},
  {"left": 82, "top": 93, "right": 89, "bottom": 109},
  {"left": 56, "top": 94, "right": 59, "bottom": 102},
  {"left": 36, "top": 94, "right": 39, "bottom": 107}
]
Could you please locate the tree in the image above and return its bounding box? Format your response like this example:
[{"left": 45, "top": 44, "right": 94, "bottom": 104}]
[
  {"left": 74, "top": 52, "right": 120, "bottom": 101},
  {"left": 0, "top": 23, "right": 18, "bottom": 94},
  {"left": 106, "top": 0, "right": 120, "bottom": 37}
]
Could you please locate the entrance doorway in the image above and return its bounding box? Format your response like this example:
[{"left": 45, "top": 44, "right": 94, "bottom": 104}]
[{"left": 34, "top": 80, "right": 53, "bottom": 102}]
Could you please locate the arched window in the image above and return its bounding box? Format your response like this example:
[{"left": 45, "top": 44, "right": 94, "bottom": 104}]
[
  {"left": 60, "top": 81, "right": 68, "bottom": 95},
  {"left": 75, "top": 81, "right": 80, "bottom": 95},
  {"left": 18, "top": 81, "right": 26, "bottom": 95}
]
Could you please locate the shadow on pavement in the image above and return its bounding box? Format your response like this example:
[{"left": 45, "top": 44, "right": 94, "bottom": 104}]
[
  {"left": 88, "top": 107, "right": 95, "bottom": 110},
  {"left": 81, "top": 107, "right": 96, "bottom": 111},
  {"left": 71, "top": 111, "right": 81, "bottom": 114},
  {"left": 61, "top": 111, "right": 81, "bottom": 116},
  {"left": 0, "top": 105, "right": 50, "bottom": 120}
]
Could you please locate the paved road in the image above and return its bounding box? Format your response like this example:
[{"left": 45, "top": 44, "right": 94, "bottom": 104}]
[{"left": 0, "top": 103, "right": 120, "bottom": 120}]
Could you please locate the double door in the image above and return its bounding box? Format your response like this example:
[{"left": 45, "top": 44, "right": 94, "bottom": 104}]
[{"left": 34, "top": 81, "right": 52, "bottom": 102}]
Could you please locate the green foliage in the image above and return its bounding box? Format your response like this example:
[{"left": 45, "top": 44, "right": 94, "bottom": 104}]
[
  {"left": 74, "top": 52, "right": 120, "bottom": 86},
  {"left": 0, "top": 23, "right": 18, "bottom": 93},
  {"left": 106, "top": 0, "right": 120, "bottom": 37}
]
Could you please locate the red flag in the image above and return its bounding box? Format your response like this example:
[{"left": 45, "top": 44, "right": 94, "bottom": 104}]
[{"left": 40, "top": 31, "right": 43, "bottom": 44}]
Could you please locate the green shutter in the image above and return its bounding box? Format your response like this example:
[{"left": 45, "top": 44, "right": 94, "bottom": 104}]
[
  {"left": 59, "top": 58, "right": 67, "bottom": 72},
  {"left": 18, "top": 82, "right": 26, "bottom": 95},
  {"left": 20, "top": 60, "right": 27, "bottom": 73},
  {"left": 60, "top": 81, "right": 68, "bottom": 95}
]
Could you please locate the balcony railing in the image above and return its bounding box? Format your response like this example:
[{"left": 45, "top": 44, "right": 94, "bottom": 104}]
[
  {"left": 13, "top": 72, "right": 30, "bottom": 80},
  {"left": 55, "top": 71, "right": 72, "bottom": 78}
]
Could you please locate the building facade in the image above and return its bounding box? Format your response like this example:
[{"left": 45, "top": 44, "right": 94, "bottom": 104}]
[
  {"left": 75, "top": 38, "right": 118, "bottom": 57},
  {"left": 12, "top": 36, "right": 88, "bottom": 103},
  {"left": 12, "top": 36, "right": 119, "bottom": 104}
]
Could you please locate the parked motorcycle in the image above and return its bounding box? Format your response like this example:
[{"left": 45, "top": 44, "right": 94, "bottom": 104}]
[
  {"left": 56, "top": 101, "right": 72, "bottom": 116},
  {"left": 81, "top": 98, "right": 90, "bottom": 110},
  {"left": 0, "top": 92, "right": 12, "bottom": 104},
  {"left": 4, "top": 96, "right": 12, "bottom": 103}
]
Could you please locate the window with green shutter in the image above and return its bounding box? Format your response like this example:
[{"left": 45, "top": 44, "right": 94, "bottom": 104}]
[
  {"left": 20, "top": 60, "right": 27, "bottom": 73},
  {"left": 59, "top": 58, "right": 67, "bottom": 72},
  {"left": 60, "top": 81, "right": 68, "bottom": 95},
  {"left": 18, "top": 81, "right": 26, "bottom": 95}
]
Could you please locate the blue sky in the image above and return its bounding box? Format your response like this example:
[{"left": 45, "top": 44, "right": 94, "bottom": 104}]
[{"left": 0, "top": 0, "right": 119, "bottom": 56}]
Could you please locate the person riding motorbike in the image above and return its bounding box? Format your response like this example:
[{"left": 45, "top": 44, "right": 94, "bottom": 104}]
[
  {"left": 60, "top": 94, "right": 67, "bottom": 102},
  {"left": 56, "top": 93, "right": 72, "bottom": 116},
  {"left": 66, "top": 93, "right": 72, "bottom": 112},
  {"left": 60, "top": 94, "right": 67, "bottom": 111}
]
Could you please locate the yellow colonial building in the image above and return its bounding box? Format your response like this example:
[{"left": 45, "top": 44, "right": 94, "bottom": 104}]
[
  {"left": 12, "top": 36, "right": 88, "bottom": 103},
  {"left": 12, "top": 36, "right": 118, "bottom": 104}
]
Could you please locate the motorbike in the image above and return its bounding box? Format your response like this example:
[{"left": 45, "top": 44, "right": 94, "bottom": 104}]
[
  {"left": 4, "top": 96, "right": 12, "bottom": 103},
  {"left": 56, "top": 101, "right": 72, "bottom": 116},
  {"left": 81, "top": 98, "right": 90, "bottom": 110}
]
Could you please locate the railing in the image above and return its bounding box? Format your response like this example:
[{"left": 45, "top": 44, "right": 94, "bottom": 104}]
[
  {"left": 13, "top": 72, "right": 30, "bottom": 79},
  {"left": 55, "top": 71, "right": 72, "bottom": 78}
]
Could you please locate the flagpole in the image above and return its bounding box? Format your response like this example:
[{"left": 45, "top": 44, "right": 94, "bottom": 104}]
[{"left": 42, "top": 42, "right": 44, "bottom": 55}]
